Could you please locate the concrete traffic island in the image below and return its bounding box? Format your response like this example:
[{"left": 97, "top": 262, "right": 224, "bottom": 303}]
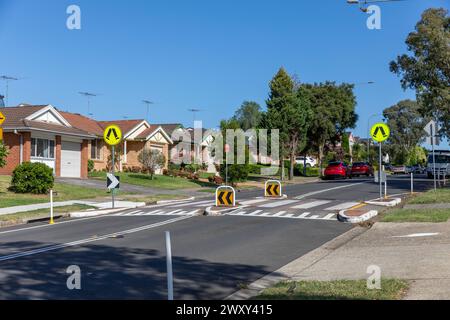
[
  {"left": 204, "top": 205, "right": 243, "bottom": 216},
  {"left": 365, "top": 198, "right": 402, "bottom": 207},
  {"left": 337, "top": 208, "right": 378, "bottom": 224}
]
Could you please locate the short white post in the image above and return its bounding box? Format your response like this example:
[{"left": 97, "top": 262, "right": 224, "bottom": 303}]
[
  {"left": 165, "top": 231, "right": 174, "bottom": 301},
  {"left": 410, "top": 172, "right": 414, "bottom": 194},
  {"left": 49, "top": 189, "right": 54, "bottom": 225}
]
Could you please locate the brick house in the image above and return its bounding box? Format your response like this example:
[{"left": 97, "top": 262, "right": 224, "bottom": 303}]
[{"left": 0, "top": 104, "right": 173, "bottom": 178}]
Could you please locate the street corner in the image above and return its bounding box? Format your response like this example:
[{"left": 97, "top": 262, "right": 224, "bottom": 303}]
[
  {"left": 365, "top": 197, "right": 402, "bottom": 207},
  {"left": 337, "top": 204, "right": 378, "bottom": 224}
]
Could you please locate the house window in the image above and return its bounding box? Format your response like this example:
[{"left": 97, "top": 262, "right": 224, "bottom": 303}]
[
  {"left": 31, "top": 138, "right": 55, "bottom": 159},
  {"left": 91, "top": 139, "right": 102, "bottom": 160}
]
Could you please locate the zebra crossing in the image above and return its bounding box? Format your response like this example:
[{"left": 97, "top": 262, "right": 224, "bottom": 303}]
[{"left": 110, "top": 197, "right": 362, "bottom": 221}]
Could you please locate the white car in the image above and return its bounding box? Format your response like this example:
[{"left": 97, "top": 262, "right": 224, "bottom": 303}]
[{"left": 295, "top": 156, "right": 317, "bottom": 167}]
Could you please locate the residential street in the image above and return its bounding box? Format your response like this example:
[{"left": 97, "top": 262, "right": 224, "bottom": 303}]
[{"left": 0, "top": 175, "right": 435, "bottom": 299}]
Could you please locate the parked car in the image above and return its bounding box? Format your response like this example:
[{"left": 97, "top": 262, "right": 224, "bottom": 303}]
[
  {"left": 295, "top": 156, "right": 317, "bottom": 167},
  {"left": 324, "top": 162, "right": 351, "bottom": 180},
  {"left": 411, "top": 164, "right": 426, "bottom": 174},
  {"left": 391, "top": 165, "right": 407, "bottom": 174},
  {"left": 350, "top": 162, "right": 374, "bottom": 177}
]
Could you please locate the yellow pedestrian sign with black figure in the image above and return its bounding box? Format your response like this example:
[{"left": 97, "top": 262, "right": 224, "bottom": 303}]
[
  {"left": 370, "top": 123, "right": 390, "bottom": 143},
  {"left": 0, "top": 111, "right": 6, "bottom": 126},
  {"left": 216, "top": 186, "right": 235, "bottom": 207},
  {"left": 103, "top": 125, "right": 122, "bottom": 146}
]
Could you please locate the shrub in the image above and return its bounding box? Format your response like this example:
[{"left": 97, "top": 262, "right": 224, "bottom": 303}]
[
  {"left": 88, "top": 159, "right": 95, "bottom": 172},
  {"left": 0, "top": 142, "right": 9, "bottom": 168},
  {"left": 10, "top": 162, "right": 54, "bottom": 194},
  {"left": 214, "top": 175, "right": 223, "bottom": 185}
]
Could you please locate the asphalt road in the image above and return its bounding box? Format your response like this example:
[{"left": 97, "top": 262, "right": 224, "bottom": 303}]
[{"left": 0, "top": 174, "right": 435, "bottom": 300}]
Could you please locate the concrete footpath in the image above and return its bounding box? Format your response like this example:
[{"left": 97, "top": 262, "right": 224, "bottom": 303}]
[{"left": 229, "top": 221, "right": 450, "bottom": 300}]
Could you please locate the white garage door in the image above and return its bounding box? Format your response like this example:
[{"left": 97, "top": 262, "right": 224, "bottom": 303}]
[{"left": 61, "top": 141, "right": 81, "bottom": 178}]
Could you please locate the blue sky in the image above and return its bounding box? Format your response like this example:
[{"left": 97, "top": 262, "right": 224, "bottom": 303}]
[{"left": 0, "top": 0, "right": 448, "bottom": 147}]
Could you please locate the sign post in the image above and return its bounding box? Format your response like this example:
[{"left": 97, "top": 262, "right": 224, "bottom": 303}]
[
  {"left": 224, "top": 144, "right": 230, "bottom": 186},
  {"left": 371, "top": 123, "right": 390, "bottom": 201},
  {"left": 103, "top": 125, "right": 122, "bottom": 209},
  {"left": 424, "top": 120, "right": 440, "bottom": 191}
]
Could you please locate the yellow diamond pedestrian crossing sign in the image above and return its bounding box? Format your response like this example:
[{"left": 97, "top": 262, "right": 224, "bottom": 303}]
[
  {"left": 103, "top": 125, "right": 122, "bottom": 146},
  {"left": 0, "top": 111, "right": 6, "bottom": 126},
  {"left": 370, "top": 123, "right": 390, "bottom": 143}
]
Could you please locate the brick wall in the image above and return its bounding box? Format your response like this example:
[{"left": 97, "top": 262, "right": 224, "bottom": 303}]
[
  {"left": 0, "top": 132, "right": 21, "bottom": 175},
  {"left": 55, "top": 135, "right": 61, "bottom": 177},
  {"left": 81, "top": 140, "right": 88, "bottom": 179}
]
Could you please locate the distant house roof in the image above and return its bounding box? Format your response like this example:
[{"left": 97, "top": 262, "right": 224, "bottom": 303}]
[
  {"left": 60, "top": 111, "right": 104, "bottom": 136},
  {"left": 0, "top": 105, "right": 50, "bottom": 127},
  {"left": 97, "top": 119, "right": 144, "bottom": 136}
]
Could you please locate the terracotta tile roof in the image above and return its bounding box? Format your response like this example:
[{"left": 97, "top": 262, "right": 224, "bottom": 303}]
[
  {"left": 97, "top": 119, "right": 144, "bottom": 135},
  {"left": 60, "top": 111, "right": 104, "bottom": 136},
  {"left": 21, "top": 119, "right": 96, "bottom": 137},
  {"left": 0, "top": 105, "right": 49, "bottom": 127},
  {"left": 135, "top": 123, "right": 182, "bottom": 139}
]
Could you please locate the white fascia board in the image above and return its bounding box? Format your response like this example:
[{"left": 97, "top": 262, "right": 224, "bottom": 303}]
[{"left": 25, "top": 105, "right": 72, "bottom": 127}]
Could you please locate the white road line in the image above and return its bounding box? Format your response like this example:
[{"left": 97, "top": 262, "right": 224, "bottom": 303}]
[
  {"left": 260, "top": 212, "right": 273, "bottom": 216},
  {"left": 291, "top": 200, "right": 332, "bottom": 209},
  {"left": 309, "top": 215, "right": 320, "bottom": 219},
  {"left": 165, "top": 209, "right": 183, "bottom": 215},
  {"left": 259, "top": 200, "right": 299, "bottom": 208},
  {"left": 295, "top": 182, "right": 365, "bottom": 199},
  {"left": 147, "top": 209, "right": 164, "bottom": 215},
  {"left": 170, "top": 200, "right": 213, "bottom": 208},
  {"left": 322, "top": 214, "right": 336, "bottom": 220},
  {"left": 282, "top": 214, "right": 294, "bottom": 218},
  {"left": 272, "top": 211, "right": 287, "bottom": 217},
  {"left": 248, "top": 210, "right": 263, "bottom": 216},
  {"left": 240, "top": 199, "right": 269, "bottom": 205},
  {"left": 297, "top": 212, "right": 312, "bottom": 218},
  {"left": 0, "top": 216, "right": 193, "bottom": 262},
  {"left": 324, "top": 202, "right": 360, "bottom": 211},
  {"left": 195, "top": 202, "right": 215, "bottom": 207},
  {"left": 186, "top": 210, "right": 199, "bottom": 215}
]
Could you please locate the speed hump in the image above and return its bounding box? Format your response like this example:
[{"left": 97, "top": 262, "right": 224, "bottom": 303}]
[
  {"left": 104, "top": 125, "right": 122, "bottom": 146},
  {"left": 216, "top": 186, "right": 235, "bottom": 207},
  {"left": 371, "top": 123, "right": 390, "bottom": 143},
  {"left": 265, "top": 180, "right": 282, "bottom": 198}
]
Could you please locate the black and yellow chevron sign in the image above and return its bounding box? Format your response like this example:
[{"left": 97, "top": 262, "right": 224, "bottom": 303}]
[
  {"left": 217, "top": 190, "right": 234, "bottom": 206},
  {"left": 266, "top": 182, "right": 281, "bottom": 197}
]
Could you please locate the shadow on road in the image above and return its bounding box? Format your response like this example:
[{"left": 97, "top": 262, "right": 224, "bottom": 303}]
[{"left": 0, "top": 241, "right": 273, "bottom": 300}]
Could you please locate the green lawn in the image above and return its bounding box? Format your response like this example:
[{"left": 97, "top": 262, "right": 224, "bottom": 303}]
[
  {"left": 0, "top": 175, "right": 116, "bottom": 208},
  {"left": 381, "top": 208, "right": 450, "bottom": 223},
  {"left": 0, "top": 204, "right": 95, "bottom": 223},
  {"left": 256, "top": 279, "right": 409, "bottom": 300},
  {"left": 89, "top": 171, "right": 215, "bottom": 190},
  {"left": 409, "top": 188, "right": 450, "bottom": 204}
]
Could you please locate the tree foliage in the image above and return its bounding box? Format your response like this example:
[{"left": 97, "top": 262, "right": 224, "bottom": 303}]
[
  {"left": 390, "top": 8, "right": 450, "bottom": 138},
  {"left": 138, "top": 148, "right": 166, "bottom": 180},
  {"left": 383, "top": 100, "right": 428, "bottom": 154},
  {"left": 262, "top": 68, "right": 312, "bottom": 180},
  {"left": 304, "top": 82, "right": 358, "bottom": 171},
  {"left": 233, "top": 101, "right": 262, "bottom": 131},
  {"left": 0, "top": 142, "right": 9, "bottom": 168}
]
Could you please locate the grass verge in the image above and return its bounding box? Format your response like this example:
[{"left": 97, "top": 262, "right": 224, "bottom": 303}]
[
  {"left": 381, "top": 208, "right": 450, "bottom": 223},
  {"left": 0, "top": 175, "right": 117, "bottom": 208},
  {"left": 0, "top": 204, "right": 95, "bottom": 223},
  {"left": 119, "top": 194, "right": 188, "bottom": 204},
  {"left": 408, "top": 188, "right": 450, "bottom": 204},
  {"left": 89, "top": 171, "right": 215, "bottom": 189},
  {"left": 255, "top": 279, "right": 409, "bottom": 300}
]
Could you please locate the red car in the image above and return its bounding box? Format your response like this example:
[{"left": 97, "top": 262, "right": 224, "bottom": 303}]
[
  {"left": 324, "top": 162, "right": 351, "bottom": 179},
  {"left": 351, "top": 162, "right": 374, "bottom": 177}
]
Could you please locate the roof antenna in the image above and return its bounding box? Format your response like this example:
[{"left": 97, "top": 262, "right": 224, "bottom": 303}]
[
  {"left": 188, "top": 108, "right": 202, "bottom": 124},
  {"left": 142, "top": 100, "right": 154, "bottom": 122},
  {"left": 0, "top": 75, "right": 20, "bottom": 106},
  {"left": 78, "top": 92, "right": 99, "bottom": 116}
]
